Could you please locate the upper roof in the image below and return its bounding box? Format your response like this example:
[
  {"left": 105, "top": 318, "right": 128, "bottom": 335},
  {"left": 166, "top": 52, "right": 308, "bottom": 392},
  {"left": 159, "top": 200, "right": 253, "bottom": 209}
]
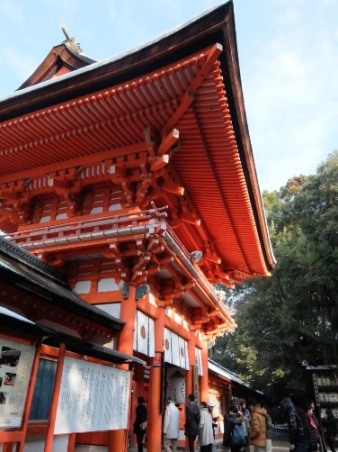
[{"left": 0, "top": 1, "right": 275, "bottom": 283}]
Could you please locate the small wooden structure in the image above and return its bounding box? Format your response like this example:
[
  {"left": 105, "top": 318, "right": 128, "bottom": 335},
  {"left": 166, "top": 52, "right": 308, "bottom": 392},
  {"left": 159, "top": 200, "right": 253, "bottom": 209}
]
[
  {"left": 208, "top": 359, "right": 264, "bottom": 444},
  {"left": 0, "top": 1, "right": 274, "bottom": 450}
]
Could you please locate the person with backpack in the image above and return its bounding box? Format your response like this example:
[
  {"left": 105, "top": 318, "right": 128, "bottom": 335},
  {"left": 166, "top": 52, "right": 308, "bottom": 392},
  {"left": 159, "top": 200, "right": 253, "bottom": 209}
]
[
  {"left": 185, "top": 393, "right": 201, "bottom": 452},
  {"left": 228, "top": 405, "right": 246, "bottom": 452}
]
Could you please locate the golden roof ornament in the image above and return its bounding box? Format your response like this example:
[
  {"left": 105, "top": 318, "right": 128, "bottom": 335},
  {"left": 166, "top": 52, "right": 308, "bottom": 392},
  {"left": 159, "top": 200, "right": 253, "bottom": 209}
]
[{"left": 60, "top": 23, "right": 83, "bottom": 54}]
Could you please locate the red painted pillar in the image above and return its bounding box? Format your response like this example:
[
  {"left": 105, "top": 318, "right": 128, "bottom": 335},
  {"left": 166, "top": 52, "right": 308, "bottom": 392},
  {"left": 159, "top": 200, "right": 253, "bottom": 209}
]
[
  {"left": 110, "top": 284, "right": 137, "bottom": 452},
  {"left": 16, "top": 345, "right": 41, "bottom": 452},
  {"left": 45, "top": 344, "right": 66, "bottom": 452},
  {"left": 118, "top": 284, "right": 137, "bottom": 356},
  {"left": 186, "top": 331, "right": 195, "bottom": 397},
  {"left": 200, "top": 340, "right": 209, "bottom": 404},
  {"left": 185, "top": 331, "right": 195, "bottom": 451},
  {"left": 147, "top": 307, "right": 165, "bottom": 452}
]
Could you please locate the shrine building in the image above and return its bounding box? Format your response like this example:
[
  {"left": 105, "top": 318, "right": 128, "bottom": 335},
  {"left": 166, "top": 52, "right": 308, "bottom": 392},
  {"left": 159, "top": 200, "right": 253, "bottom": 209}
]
[{"left": 0, "top": 2, "right": 275, "bottom": 451}]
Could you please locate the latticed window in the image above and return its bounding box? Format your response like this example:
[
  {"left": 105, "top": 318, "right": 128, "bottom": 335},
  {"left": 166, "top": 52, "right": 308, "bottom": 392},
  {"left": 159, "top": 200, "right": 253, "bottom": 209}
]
[
  {"left": 29, "top": 359, "right": 56, "bottom": 421},
  {"left": 28, "top": 195, "right": 69, "bottom": 224}
]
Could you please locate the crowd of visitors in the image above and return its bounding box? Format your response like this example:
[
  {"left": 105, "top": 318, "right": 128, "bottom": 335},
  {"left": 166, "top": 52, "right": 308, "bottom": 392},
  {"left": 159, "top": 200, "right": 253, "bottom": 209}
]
[{"left": 133, "top": 393, "right": 337, "bottom": 451}]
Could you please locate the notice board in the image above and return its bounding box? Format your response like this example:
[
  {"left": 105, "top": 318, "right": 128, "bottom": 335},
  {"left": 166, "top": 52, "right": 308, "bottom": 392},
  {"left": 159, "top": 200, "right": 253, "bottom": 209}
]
[
  {"left": 0, "top": 339, "right": 35, "bottom": 428},
  {"left": 55, "top": 356, "right": 131, "bottom": 434}
]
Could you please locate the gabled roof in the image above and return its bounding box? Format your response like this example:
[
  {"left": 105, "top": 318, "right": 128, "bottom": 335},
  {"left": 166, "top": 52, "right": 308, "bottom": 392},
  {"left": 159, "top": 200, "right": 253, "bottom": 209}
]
[
  {"left": 0, "top": 1, "right": 275, "bottom": 283},
  {"left": 18, "top": 33, "right": 95, "bottom": 90}
]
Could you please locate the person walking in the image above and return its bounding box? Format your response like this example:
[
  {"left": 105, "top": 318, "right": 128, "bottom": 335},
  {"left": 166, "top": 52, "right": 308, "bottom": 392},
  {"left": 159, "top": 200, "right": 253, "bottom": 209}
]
[
  {"left": 185, "top": 393, "right": 201, "bottom": 452},
  {"left": 304, "top": 402, "right": 321, "bottom": 452},
  {"left": 281, "top": 397, "right": 310, "bottom": 452},
  {"left": 223, "top": 407, "right": 232, "bottom": 449},
  {"left": 249, "top": 399, "right": 267, "bottom": 452},
  {"left": 240, "top": 400, "right": 251, "bottom": 452},
  {"left": 322, "top": 408, "right": 337, "bottom": 452},
  {"left": 309, "top": 400, "right": 325, "bottom": 452},
  {"left": 265, "top": 409, "right": 273, "bottom": 452},
  {"left": 163, "top": 396, "right": 180, "bottom": 452},
  {"left": 133, "top": 396, "right": 148, "bottom": 452},
  {"left": 207, "top": 404, "right": 218, "bottom": 440},
  {"left": 199, "top": 401, "right": 214, "bottom": 452}
]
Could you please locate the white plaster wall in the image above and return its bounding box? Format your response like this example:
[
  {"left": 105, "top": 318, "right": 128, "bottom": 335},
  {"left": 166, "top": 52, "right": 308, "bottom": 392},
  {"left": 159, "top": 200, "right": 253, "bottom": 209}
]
[
  {"left": 96, "top": 302, "right": 121, "bottom": 319},
  {"left": 23, "top": 434, "right": 69, "bottom": 452},
  {"left": 75, "top": 446, "right": 109, "bottom": 452},
  {"left": 23, "top": 437, "right": 45, "bottom": 452}
]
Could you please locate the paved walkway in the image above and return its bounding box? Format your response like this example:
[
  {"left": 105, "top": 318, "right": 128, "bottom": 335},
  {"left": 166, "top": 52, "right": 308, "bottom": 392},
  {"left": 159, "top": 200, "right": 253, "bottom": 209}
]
[{"left": 128, "top": 429, "right": 290, "bottom": 451}]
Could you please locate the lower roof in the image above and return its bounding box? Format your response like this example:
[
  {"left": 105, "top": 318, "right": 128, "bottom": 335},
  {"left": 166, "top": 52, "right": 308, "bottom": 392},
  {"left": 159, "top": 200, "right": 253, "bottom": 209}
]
[
  {"left": 0, "top": 236, "right": 125, "bottom": 333},
  {"left": 0, "top": 310, "right": 144, "bottom": 365}
]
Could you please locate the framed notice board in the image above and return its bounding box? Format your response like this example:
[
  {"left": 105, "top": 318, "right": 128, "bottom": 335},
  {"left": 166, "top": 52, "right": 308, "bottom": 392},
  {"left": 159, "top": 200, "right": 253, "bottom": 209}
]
[
  {"left": 55, "top": 356, "right": 131, "bottom": 434},
  {"left": 0, "top": 339, "right": 35, "bottom": 428}
]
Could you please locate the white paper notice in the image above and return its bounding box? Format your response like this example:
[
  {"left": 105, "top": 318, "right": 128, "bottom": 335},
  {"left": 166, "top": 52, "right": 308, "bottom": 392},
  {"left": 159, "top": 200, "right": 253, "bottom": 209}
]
[{"left": 55, "top": 357, "right": 131, "bottom": 434}]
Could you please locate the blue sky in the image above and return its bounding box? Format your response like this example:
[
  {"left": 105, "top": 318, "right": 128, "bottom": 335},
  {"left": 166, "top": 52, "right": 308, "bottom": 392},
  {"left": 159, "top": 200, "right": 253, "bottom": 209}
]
[{"left": 0, "top": 0, "right": 337, "bottom": 192}]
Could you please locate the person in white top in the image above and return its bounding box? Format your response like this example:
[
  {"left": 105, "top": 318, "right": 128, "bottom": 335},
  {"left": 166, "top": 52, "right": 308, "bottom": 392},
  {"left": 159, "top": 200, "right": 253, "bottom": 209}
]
[
  {"left": 199, "top": 401, "right": 215, "bottom": 451},
  {"left": 163, "top": 396, "right": 180, "bottom": 452}
]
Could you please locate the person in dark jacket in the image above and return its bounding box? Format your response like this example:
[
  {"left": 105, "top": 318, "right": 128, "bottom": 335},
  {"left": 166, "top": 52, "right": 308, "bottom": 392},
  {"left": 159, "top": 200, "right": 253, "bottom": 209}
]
[
  {"left": 281, "top": 397, "right": 309, "bottom": 452},
  {"left": 322, "top": 408, "right": 337, "bottom": 452},
  {"left": 184, "top": 394, "right": 201, "bottom": 452},
  {"left": 223, "top": 408, "right": 232, "bottom": 449},
  {"left": 281, "top": 398, "right": 323, "bottom": 452},
  {"left": 133, "top": 396, "right": 148, "bottom": 452}
]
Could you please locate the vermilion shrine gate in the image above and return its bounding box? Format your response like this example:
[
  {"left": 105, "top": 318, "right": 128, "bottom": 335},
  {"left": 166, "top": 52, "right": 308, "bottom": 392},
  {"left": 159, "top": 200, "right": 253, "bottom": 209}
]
[{"left": 0, "top": 2, "right": 274, "bottom": 451}]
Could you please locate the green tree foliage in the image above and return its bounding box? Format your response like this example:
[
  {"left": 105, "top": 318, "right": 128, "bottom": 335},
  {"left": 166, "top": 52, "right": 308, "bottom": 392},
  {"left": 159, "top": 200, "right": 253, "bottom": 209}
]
[{"left": 210, "top": 151, "right": 338, "bottom": 402}]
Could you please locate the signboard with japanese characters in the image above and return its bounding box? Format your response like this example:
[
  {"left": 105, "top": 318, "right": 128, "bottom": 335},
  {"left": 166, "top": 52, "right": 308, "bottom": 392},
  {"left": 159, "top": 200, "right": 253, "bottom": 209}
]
[
  {"left": 55, "top": 357, "right": 131, "bottom": 434},
  {"left": 0, "top": 339, "right": 35, "bottom": 428}
]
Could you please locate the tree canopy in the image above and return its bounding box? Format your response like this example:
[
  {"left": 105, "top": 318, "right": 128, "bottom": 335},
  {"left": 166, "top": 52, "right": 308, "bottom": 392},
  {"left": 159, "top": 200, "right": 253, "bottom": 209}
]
[{"left": 210, "top": 151, "right": 338, "bottom": 403}]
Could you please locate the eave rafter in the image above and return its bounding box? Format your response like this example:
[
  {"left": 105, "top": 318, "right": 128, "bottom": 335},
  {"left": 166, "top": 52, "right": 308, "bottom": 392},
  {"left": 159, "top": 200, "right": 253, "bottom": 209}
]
[
  {"left": 0, "top": 44, "right": 219, "bottom": 174},
  {"left": 189, "top": 305, "right": 232, "bottom": 335},
  {"left": 161, "top": 43, "right": 223, "bottom": 138}
]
